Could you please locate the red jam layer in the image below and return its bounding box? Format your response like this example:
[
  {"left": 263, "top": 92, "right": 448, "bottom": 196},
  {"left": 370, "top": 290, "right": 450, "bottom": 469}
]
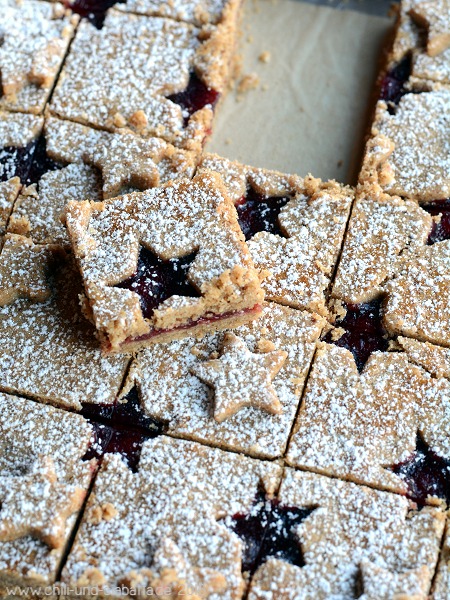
[
  {"left": 168, "top": 73, "right": 219, "bottom": 126},
  {"left": 235, "top": 188, "right": 290, "bottom": 240},
  {"left": 390, "top": 434, "right": 450, "bottom": 506},
  {"left": 227, "top": 490, "right": 312, "bottom": 574},
  {"left": 325, "top": 300, "right": 388, "bottom": 372},
  {"left": 117, "top": 304, "right": 262, "bottom": 350},
  {"left": 116, "top": 247, "right": 200, "bottom": 320},
  {"left": 422, "top": 199, "right": 450, "bottom": 245}
]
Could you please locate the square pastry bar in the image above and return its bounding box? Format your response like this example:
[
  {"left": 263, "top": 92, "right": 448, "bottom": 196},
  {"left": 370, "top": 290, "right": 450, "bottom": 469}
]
[
  {"left": 60, "top": 436, "right": 444, "bottom": 600},
  {"left": 61, "top": 436, "right": 282, "bottom": 598},
  {"left": 197, "top": 154, "right": 354, "bottom": 317},
  {"left": 361, "top": 88, "right": 450, "bottom": 203},
  {"left": 0, "top": 392, "right": 97, "bottom": 591},
  {"left": 50, "top": 6, "right": 240, "bottom": 152},
  {"left": 7, "top": 115, "right": 199, "bottom": 246},
  {"left": 380, "top": 0, "right": 450, "bottom": 105},
  {"left": 65, "top": 172, "right": 264, "bottom": 353},
  {"left": 0, "top": 235, "right": 128, "bottom": 410},
  {"left": 0, "top": 0, "right": 78, "bottom": 115},
  {"left": 332, "top": 183, "right": 450, "bottom": 349},
  {"left": 287, "top": 336, "right": 450, "bottom": 506},
  {"left": 247, "top": 469, "right": 444, "bottom": 600},
  {"left": 121, "top": 302, "right": 324, "bottom": 458}
]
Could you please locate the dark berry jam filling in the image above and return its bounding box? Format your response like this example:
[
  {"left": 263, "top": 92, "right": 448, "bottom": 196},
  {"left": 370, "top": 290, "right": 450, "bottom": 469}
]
[
  {"left": 63, "top": 0, "right": 124, "bottom": 28},
  {"left": 0, "top": 141, "right": 37, "bottom": 183},
  {"left": 26, "top": 137, "right": 64, "bottom": 186},
  {"left": 168, "top": 73, "right": 219, "bottom": 125},
  {"left": 235, "top": 188, "right": 290, "bottom": 240},
  {"left": 81, "top": 389, "right": 163, "bottom": 470},
  {"left": 390, "top": 433, "right": 450, "bottom": 506},
  {"left": 380, "top": 55, "right": 412, "bottom": 106},
  {"left": 325, "top": 300, "right": 388, "bottom": 372},
  {"left": 421, "top": 199, "right": 450, "bottom": 245},
  {"left": 227, "top": 491, "right": 313, "bottom": 574},
  {"left": 112, "top": 387, "right": 164, "bottom": 433},
  {"left": 116, "top": 247, "right": 200, "bottom": 320}
]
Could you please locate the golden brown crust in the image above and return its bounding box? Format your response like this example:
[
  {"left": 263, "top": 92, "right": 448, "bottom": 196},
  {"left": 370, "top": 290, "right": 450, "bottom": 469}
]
[{"left": 66, "top": 173, "right": 263, "bottom": 353}]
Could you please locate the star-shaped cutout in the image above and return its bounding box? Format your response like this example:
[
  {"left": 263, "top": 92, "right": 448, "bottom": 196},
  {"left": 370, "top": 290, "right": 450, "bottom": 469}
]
[
  {"left": 388, "top": 432, "right": 450, "bottom": 505},
  {"left": 225, "top": 491, "right": 313, "bottom": 574},
  {"left": 191, "top": 333, "right": 287, "bottom": 423},
  {"left": 409, "top": 0, "right": 450, "bottom": 56},
  {"left": 0, "top": 455, "right": 86, "bottom": 548}
]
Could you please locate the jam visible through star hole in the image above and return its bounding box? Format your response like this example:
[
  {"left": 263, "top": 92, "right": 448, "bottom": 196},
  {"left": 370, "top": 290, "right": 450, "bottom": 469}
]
[
  {"left": 0, "top": 141, "right": 38, "bottom": 183},
  {"left": 380, "top": 55, "right": 412, "bottom": 107},
  {"left": 116, "top": 247, "right": 200, "bottom": 320},
  {"left": 63, "top": 0, "right": 125, "bottom": 28},
  {"left": 325, "top": 299, "right": 388, "bottom": 372},
  {"left": 168, "top": 73, "right": 219, "bottom": 126},
  {"left": 422, "top": 199, "right": 450, "bottom": 245},
  {"left": 81, "top": 388, "right": 164, "bottom": 471},
  {"left": 225, "top": 490, "right": 314, "bottom": 574},
  {"left": 390, "top": 433, "right": 450, "bottom": 506},
  {"left": 235, "top": 187, "right": 290, "bottom": 240}
]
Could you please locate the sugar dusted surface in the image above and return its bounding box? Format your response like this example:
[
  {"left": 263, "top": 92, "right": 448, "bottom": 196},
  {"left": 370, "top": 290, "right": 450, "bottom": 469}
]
[
  {"left": 62, "top": 436, "right": 282, "bottom": 598},
  {"left": 198, "top": 156, "right": 353, "bottom": 316},
  {"left": 248, "top": 469, "right": 444, "bottom": 600},
  {"left": 0, "top": 392, "right": 94, "bottom": 587},
  {"left": 383, "top": 239, "right": 450, "bottom": 347},
  {"left": 0, "top": 250, "right": 128, "bottom": 410},
  {"left": 366, "top": 91, "right": 450, "bottom": 202},
  {"left": 0, "top": 179, "right": 21, "bottom": 238},
  {"left": 66, "top": 173, "right": 262, "bottom": 351},
  {"left": 0, "top": 0, "right": 77, "bottom": 114},
  {"left": 50, "top": 10, "right": 233, "bottom": 150},
  {"left": 124, "top": 303, "right": 324, "bottom": 458},
  {"left": 9, "top": 164, "right": 102, "bottom": 245},
  {"left": 0, "top": 112, "right": 43, "bottom": 181},
  {"left": 287, "top": 341, "right": 450, "bottom": 497},
  {"left": 44, "top": 116, "right": 199, "bottom": 200},
  {"left": 332, "top": 188, "right": 432, "bottom": 304}
]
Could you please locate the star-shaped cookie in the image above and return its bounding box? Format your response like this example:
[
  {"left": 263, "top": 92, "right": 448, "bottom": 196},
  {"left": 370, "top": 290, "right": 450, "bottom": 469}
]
[
  {"left": 409, "top": 0, "right": 450, "bottom": 56},
  {"left": 191, "top": 333, "right": 287, "bottom": 423},
  {"left": 85, "top": 136, "right": 161, "bottom": 199},
  {"left": 0, "top": 455, "right": 86, "bottom": 549}
]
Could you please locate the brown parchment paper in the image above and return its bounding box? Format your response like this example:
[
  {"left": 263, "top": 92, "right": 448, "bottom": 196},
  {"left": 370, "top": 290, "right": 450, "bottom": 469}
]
[{"left": 206, "top": 0, "right": 393, "bottom": 184}]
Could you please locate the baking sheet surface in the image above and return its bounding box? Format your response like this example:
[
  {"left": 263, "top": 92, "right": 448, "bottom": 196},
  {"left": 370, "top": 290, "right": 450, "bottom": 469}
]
[{"left": 206, "top": 0, "right": 393, "bottom": 183}]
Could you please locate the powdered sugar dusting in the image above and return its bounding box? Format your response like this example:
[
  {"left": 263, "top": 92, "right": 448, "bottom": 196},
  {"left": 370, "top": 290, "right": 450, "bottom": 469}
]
[
  {"left": 248, "top": 469, "right": 444, "bottom": 599},
  {"left": 0, "top": 392, "right": 95, "bottom": 586},
  {"left": 287, "top": 341, "right": 450, "bottom": 496},
  {"left": 62, "top": 436, "right": 282, "bottom": 597},
  {"left": 0, "top": 249, "right": 128, "bottom": 410},
  {"left": 0, "top": 0, "right": 77, "bottom": 114},
  {"left": 125, "top": 303, "right": 324, "bottom": 458}
]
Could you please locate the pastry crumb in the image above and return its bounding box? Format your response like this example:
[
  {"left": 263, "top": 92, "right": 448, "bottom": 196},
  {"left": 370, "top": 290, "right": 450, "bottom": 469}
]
[
  {"left": 258, "top": 51, "right": 271, "bottom": 63},
  {"left": 238, "top": 73, "right": 260, "bottom": 95}
]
